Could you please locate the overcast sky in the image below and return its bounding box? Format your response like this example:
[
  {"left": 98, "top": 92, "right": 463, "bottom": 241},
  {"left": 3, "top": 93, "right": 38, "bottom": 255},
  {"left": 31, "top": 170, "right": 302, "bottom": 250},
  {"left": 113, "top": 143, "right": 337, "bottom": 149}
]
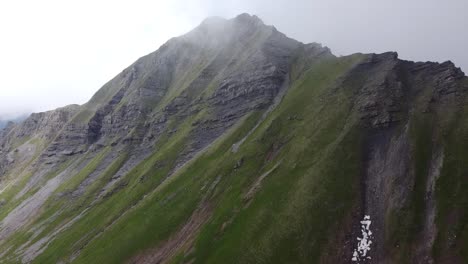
[{"left": 1, "top": 0, "right": 467, "bottom": 120}]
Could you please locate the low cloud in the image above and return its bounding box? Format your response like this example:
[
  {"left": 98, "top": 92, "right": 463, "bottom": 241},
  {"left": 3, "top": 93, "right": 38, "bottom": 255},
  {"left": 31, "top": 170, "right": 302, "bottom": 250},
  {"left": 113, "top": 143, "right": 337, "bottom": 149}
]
[{"left": 0, "top": 0, "right": 466, "bottom": 117}]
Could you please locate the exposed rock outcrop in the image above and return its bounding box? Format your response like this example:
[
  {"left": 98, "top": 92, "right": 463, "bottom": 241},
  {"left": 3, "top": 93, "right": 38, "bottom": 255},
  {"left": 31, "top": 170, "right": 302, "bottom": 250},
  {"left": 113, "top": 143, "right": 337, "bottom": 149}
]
[{"left": 0, "top": 13, "right": 467, "bottom": 264}]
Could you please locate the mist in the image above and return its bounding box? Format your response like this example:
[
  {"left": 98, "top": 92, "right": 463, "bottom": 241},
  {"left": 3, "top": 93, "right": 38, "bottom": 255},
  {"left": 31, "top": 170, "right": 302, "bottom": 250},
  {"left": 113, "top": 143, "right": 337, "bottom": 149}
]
[{"left": 1, "top": 0, "right": 467, "bottom": 120}]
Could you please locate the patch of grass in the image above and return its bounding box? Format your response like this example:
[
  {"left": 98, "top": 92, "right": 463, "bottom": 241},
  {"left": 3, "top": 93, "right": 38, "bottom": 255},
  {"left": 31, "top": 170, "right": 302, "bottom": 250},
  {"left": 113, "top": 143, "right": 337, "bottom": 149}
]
[
  {"left": 65, "top": 55, "right": 363, "bottom": 263},
  {"left": 433, "top": 106, "right": 468, "bottom": 261},
  {"left": 3, "top": 53, "right": 372, "bottom": 264}
]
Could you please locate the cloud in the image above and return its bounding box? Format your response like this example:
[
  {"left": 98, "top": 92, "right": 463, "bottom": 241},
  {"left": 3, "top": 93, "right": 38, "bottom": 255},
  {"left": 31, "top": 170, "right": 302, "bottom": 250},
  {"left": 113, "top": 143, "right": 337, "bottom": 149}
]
[{"left": 0, "top": 0, "right": 466, "bottom": 119}]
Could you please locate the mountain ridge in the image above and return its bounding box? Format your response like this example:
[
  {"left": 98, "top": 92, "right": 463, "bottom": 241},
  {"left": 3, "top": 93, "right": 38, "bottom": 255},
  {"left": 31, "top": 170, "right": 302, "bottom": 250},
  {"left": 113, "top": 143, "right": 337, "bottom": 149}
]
[{"left": 0, "top": 13, "right": 467, "bottom": 264}]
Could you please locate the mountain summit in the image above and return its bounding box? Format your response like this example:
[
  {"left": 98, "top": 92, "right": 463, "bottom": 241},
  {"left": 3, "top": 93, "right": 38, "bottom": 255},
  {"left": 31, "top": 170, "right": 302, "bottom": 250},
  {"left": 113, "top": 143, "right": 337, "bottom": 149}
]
[{"left": 0, "top": 14, "right": 467, "bottom": 263}]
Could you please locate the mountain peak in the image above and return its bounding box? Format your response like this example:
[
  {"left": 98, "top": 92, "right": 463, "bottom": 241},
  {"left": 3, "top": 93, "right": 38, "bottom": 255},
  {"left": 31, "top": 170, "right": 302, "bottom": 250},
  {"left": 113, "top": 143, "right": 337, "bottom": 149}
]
[
  {"left": 180, "top": 13, "right": 275, "bottom": 51},
  {"left": 233, "top": 13, "right": 264, "bottom": 25},
  {"left": 197, "top": 13, "right": 266, "bottom": 33},
  {"left": 200, "top": 16, "right": 227, "bottom": 26},
  {"left": 1, "top": 13, "right": 467, "bottom": 264},
  {"left": 198, "top": 13, "right": 264, "bottom": 29}
]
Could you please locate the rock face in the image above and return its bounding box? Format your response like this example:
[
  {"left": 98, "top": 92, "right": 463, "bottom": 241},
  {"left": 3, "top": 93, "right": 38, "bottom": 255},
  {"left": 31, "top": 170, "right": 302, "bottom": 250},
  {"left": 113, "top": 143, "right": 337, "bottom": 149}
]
[{"left": 0, "top": 13, "right": 467, "bottom": 264}]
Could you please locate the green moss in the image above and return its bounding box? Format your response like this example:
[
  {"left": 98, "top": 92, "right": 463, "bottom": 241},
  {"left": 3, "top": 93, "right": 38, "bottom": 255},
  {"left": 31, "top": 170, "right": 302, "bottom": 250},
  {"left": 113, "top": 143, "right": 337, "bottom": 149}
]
[
  {"left": 33, "top": 54, "right": 357, "bottom": 263},
  {"left": 56, "top": 148, "right": 110, "bottom": 194},
  {"left": 10, "top": 51, "right": 457, "bottom": 264},
  {"left": 433, "top": 106, "right": 468, "bottom": 261}
]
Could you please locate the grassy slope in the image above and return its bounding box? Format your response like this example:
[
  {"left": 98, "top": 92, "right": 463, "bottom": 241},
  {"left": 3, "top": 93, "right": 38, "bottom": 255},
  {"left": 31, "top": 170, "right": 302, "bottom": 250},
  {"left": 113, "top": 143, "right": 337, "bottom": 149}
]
[
  {"left": 33, "top": 54, "right": 363, "bottom": 263},
  {"left": 433, "top": 103, "right": 468, "bottom": 261},
  {"left": 2, "top": 52, "right": 466, "bottom": 263}
]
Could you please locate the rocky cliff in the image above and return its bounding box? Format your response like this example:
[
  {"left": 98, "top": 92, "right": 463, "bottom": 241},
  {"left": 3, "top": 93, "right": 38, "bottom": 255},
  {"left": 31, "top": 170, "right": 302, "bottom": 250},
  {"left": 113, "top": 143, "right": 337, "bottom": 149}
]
[{"left": 0, "top": 13, "right": 467, "bottom": 264}]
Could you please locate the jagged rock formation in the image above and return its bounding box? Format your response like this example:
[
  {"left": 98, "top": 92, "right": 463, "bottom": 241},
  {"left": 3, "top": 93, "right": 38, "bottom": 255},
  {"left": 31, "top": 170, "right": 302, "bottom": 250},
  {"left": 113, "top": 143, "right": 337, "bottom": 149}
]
[{"left": 0, "top": 13, "right": 467, "bottom": 264}]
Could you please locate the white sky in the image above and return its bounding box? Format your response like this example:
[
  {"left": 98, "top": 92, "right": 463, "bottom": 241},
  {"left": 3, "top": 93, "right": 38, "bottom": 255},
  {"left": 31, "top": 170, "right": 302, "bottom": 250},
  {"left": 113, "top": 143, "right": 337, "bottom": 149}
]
[{"left": 1, "top": 0, "right": 467, "bottom": 120}]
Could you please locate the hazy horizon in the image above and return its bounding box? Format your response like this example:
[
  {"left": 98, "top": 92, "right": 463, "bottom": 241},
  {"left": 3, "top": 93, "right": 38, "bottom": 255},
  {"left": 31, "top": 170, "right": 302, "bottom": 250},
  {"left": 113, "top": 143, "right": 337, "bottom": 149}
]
[{"left": 1, "top": 0, "right": 467, "bottom": 120}]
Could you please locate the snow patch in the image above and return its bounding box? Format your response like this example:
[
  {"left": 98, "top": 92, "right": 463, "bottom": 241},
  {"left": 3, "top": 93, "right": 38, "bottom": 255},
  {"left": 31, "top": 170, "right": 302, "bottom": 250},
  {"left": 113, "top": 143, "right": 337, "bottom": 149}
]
[{"left": 351, "top": 215, "right": 373, "bottom": 262}]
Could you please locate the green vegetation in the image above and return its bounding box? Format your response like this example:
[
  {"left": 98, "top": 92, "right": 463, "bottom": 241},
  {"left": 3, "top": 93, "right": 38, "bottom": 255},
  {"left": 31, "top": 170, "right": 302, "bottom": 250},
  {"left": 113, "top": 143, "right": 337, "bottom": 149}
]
[
  {"left": 28, "top": 55, "right": 363, "bottom": 263},
  {"left": 434, "top": 106, "right": 468, "bottom": 261},
  {"left": 0, "top": 31, "right": 467, "bottom": 264}
]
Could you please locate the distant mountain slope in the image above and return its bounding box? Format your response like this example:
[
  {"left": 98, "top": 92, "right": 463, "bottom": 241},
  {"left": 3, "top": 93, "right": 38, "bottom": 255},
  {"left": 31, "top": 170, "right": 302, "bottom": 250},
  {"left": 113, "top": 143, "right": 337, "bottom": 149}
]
[
  {"left": 0, "top": 13, "right": 467, "bottom": 264},
  {"left": 0, "top": 121, "right": 7, "bottom": 129},
  {"left": 0, "top": 115, "right": 28, "bottom": 129}
]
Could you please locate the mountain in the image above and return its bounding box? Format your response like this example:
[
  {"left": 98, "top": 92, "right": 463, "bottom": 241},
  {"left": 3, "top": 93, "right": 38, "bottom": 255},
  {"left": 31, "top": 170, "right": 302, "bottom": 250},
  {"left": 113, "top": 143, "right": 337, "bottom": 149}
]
[
  {"left": 0, "top": 121, "right": 10, "bottom": 130},
  {"left": 0, "top": 115, "right": 29, "bottom": 130},
  {"left": 0, "top": 13, "right": 467, "bottom": 263}
]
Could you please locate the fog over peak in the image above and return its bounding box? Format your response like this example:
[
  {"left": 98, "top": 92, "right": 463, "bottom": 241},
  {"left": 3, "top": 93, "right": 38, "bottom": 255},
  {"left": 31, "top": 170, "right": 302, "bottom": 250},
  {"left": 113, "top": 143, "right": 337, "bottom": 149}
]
[{"left": 0, "top": 0, "right": 467, "bottom": 120}]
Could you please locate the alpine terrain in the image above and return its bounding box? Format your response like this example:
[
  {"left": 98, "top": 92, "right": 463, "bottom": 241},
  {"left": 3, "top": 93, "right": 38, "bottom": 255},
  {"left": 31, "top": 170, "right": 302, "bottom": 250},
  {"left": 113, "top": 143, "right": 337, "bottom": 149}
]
[{"left": 0, "top": 14, "right": 467, "bottom": 263}]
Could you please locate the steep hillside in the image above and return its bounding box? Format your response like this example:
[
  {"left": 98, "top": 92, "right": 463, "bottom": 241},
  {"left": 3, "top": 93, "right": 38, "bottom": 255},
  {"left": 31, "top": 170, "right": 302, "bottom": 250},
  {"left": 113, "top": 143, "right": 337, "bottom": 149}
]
[{"left": 0, "top": 14, "right": 467, "bottom": 264}]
